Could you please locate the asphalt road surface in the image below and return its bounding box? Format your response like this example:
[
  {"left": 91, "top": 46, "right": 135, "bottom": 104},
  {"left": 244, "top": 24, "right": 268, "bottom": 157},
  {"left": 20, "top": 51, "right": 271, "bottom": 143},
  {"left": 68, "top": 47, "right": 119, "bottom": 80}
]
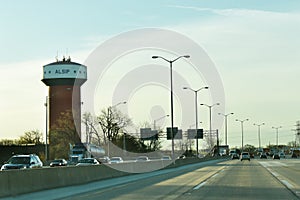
[{"left": 3, "top": 158, "right": 300, "bottom": 200}]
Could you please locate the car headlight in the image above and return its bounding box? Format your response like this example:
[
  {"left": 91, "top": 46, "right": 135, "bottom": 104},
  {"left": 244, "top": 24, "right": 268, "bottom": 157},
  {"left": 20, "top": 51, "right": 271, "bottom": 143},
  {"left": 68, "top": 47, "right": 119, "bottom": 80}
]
[{"left": 0, "top": 165, "right": 6, "bottom": 170}]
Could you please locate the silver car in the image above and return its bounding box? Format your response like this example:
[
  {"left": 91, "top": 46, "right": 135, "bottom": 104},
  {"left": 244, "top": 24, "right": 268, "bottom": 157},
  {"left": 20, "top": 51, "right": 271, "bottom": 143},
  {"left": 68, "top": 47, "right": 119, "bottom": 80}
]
[
  {"left": 1, "top": 154, "right": 43, "bottom": 170},
  {"left": 76, "top": 158, "right": 99, "bottom": 166},
  {"left": 109, "top": 157, "right": 124, "bottom": 164},
  {"left": 240, "top": 152, "right": 250, "bottom": 161}
]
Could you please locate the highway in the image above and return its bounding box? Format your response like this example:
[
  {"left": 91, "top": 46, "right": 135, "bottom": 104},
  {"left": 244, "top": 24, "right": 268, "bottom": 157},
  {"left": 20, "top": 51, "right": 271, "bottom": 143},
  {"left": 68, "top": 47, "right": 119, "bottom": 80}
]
[{"left": 2, "top": 158, "right": 300, "bottom": 200}]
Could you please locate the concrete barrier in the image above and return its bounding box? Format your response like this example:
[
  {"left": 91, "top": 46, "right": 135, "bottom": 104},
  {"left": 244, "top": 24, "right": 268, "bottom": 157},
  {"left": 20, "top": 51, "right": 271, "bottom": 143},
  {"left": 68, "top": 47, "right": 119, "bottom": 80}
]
[
  {"left": 0, "top": 165, "right": 128, "bottom": 198},
  {"left": 0, "top": 156, "right": 223, "bottom": 198}
]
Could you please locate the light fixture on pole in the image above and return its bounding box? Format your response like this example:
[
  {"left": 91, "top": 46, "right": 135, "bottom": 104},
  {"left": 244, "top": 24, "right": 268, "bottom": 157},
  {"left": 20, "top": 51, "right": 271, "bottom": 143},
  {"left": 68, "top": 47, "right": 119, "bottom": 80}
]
[
  {"left": 236, "top": 118, "right": 249, "bottom": 151},
  {"left": 253, "top": 123, "right": 265, "bottom": 150},
  {"left": 183, "top": 86, "right": 209, "bottom": 158},
  {"left": 200, "top": 103, "right": 220, "bottom": 148},
  {"left": 152, "top": 55, "right": 190, "bottom": 159},
  {"left": 218, "top": 112, "right": 234, "bottom": 146},
  {"left": 153, "top": 114, "right": 169, "bottom": 130}
]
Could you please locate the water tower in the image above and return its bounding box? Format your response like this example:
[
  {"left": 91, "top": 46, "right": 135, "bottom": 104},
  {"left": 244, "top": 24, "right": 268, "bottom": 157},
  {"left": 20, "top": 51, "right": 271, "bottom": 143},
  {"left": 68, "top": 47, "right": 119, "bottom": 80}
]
[{"left": 42, "top": 57, "right": 87, "bottom": 143}]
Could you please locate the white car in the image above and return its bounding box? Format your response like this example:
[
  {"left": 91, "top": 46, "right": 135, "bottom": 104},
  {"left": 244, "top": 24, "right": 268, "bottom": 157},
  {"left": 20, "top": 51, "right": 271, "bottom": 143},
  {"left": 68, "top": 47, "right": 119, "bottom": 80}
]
[
  {"left": 240, "top": 152, "right": 250, "bottom": 161},
  {"left": 161, "top": 156, "right": 171, "bottom": 160},
  {"left": 76, "top": 158, "right": 99, "bottom": 166},
  {"left": 135, "top": 156, "right": 150, "bottom": 162},
  {"left": 109, "top": 157, "right": 124, "bottom": 164}
]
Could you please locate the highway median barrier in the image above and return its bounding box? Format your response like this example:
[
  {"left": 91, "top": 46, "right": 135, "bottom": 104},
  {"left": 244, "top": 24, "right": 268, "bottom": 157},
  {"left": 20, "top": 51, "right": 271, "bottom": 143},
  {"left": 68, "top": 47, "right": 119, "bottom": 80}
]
[{"left": 0, "top": 156, "right": 225, "bottom": 198}]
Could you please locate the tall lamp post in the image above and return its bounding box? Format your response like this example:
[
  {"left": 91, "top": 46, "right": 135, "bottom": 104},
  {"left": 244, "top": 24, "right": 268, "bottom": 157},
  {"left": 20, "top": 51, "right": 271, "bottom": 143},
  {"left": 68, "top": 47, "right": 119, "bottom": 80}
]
[
  {"left": 218, "top": 112, "right": 234, "bottom": 146},
  {"left": 44, "top": 96, "right": 49, "bottom": 161},
  {"left": 200, "top": 103, "right": 220, "bottom": 148},
  {"left": 107, "top": 101, "right": 127, "bottom": 157},
  {"left": 153, "top": 114, "right": 169, "bottom": 130},
  {"left": 183, "top": 86, "right": 209, "bottom": 158},
  {"left": 152, "top": 55, "right": 190, "bottom": 159},
  {"left": 236, "top": 118, "right": 249, "bottom": 151},
  {"left": 272, "top": 126, "right": 282, "bottom": 149},
  {"left": 254, "top": 123, "right": 265, "bottom": 150}
]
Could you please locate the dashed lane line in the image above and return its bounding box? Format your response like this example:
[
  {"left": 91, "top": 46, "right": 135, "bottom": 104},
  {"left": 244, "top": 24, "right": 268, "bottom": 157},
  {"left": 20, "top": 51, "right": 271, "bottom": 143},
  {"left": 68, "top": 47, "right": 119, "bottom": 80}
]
[{"left": 193, "top": 181, "right": 207, "bottom": 190}]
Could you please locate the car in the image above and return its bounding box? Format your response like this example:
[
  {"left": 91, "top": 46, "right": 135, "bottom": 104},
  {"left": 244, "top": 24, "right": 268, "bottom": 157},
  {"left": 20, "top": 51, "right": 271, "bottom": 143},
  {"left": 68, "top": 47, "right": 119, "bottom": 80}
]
[
  {"left": 76, "top": 158, "right": 99, "bottom": 166},
  {"left": 260, "top": 153, "right": 267, "bottom": 159},
  {"left": 135, "top": 156, "right": 150, "bottom": 162},
  {"left": 98, "top": 156, "right": 110, "bottom": 164},
  {"left": 161, "top": 156, "right": 172, "bottom": 160},
  {"left": 240, "top": 152, "right": 250, "bottom": 161},
  {"left": 229, "top": 150, "right": 236, "bottom": 157},
  {"left": 279, "top": 152, "right": 285, "bottom": 158},
  {"left": 177, "top": 155, "right": 186, "bottom": 159},
  {"left": 109, "top": 157, "right": 123, "bottom": 164},
  {"left": 273, "top": 154, "right": 280, "bottom": 160},
  {"left": 50, "top": 159, "right": 68, "bottom": 167},
  {"left": 0, "top": 154, "right": 43, "bottom": 171},
  {"left": 291, "top": 153, "right": 297, "bottom": 158},
  {"left": 231, "top": 153, "right": 239, "bottom": 160}
]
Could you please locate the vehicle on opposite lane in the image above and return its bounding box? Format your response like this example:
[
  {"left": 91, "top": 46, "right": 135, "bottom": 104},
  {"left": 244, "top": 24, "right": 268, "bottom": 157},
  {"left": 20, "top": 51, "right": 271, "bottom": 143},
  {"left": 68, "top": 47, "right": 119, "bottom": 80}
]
[
  {"left": 109, "top": 157, "right": 124, "bottom": 164},
  {"left": 76, "top": 158, "right": 100, "bottom": 166},
  {"left": 135, "top": 156, "right": 150, "bottom": 162},
  {"left": 161, "top": 156, "right": 172, "bottom": 160},
  {"left": 50, "top": 159, "right": 68, "bottom": 167},
  {"left": 0, "top": 154, "right": 43, "bottom": 171},
  {"left": 98, "top": 156, "right": 110, "bottom": 164}
]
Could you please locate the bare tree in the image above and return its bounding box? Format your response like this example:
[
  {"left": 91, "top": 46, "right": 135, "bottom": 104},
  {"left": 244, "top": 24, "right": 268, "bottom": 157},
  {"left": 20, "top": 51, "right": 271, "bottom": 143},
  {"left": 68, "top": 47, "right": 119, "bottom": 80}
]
[
  {"left": 19, "top": 130, "right": 43, "bottom": 144},
  {"left": 82, "top": 112, "right": 103, "bottom": 146},
  {"left": 97, "top": 107, "right": 132, "bottom": 143}
]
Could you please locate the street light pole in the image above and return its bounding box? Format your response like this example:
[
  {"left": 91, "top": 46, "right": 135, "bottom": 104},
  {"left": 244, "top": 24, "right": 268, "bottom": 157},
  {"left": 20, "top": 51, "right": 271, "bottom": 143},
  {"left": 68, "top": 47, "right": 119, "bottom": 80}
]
[
  {"left": 200, "top": 103, "right": 220, "bottom": 148},
  {"left": 183, "top": 86, "right": 208, "bottom": 158},
  {"left": 254, "top": 123, "right": 265, "bottom": 150},
  {"left": 44, "top": 96, "right": 49, "bottom": 161},
  {"left": 272, "top": 126, "right": 282, "bottom": 148},
  {"left": 236, "top": 118, "right": 249, "bottom": 151},
  {"left": 218, "top": 112, "right": 234, "bottom": 146},
  {"left": 152, "top": 55, "right": 190, "bottom": 159}
]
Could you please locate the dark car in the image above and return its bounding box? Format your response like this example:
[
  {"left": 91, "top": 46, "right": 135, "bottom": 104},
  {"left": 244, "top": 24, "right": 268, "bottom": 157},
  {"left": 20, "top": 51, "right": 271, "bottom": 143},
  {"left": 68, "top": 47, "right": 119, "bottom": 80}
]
[
  {"left": 0, "top": 154, "right": 43, "bottom": 171},
  {"left": 50, "top": 159, "right": 68, "bottom": 167},
  {"left": 273, "top": 154, "right": 280, "bottom": 160},
  {"left": 291, "top": 153, "right": 297, "bottom": 158},
  {"left": 260, "top": 153, "right": 267, "bottom": 159},
  {"left": 231, "top": 153, "right": 239, "bottom": 160}
]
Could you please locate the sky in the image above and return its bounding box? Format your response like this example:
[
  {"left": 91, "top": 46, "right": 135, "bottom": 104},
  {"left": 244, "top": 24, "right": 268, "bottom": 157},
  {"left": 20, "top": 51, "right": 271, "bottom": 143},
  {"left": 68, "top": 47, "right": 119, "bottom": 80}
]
[{"left": 1, "top": 0, "right": 300, "bottom": 149}]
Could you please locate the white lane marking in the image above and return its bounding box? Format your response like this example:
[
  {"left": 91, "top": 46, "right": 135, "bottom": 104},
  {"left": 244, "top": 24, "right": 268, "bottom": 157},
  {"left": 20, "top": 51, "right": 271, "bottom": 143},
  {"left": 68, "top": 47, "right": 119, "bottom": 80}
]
[
  {"left": 193, "top": 181, "right": 207, "bottom": 190},
  {"left": 281, "top": 180, "right": 294, "bottom": 189},
  {"left": 258, "top": 161, "right": 288, "bottom": 167},
  {"left": 271, "top": 172, "right": 279, "bottom": 177},
  {"left": 212, "top": 173, "right": 219, "bottom": 178}
]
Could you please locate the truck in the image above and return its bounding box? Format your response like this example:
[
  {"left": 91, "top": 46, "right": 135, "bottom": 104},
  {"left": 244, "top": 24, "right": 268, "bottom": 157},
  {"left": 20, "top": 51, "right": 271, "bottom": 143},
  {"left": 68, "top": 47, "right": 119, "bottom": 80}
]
[{"left": 69, "top": 143, "right": 105, "bottom": 164}]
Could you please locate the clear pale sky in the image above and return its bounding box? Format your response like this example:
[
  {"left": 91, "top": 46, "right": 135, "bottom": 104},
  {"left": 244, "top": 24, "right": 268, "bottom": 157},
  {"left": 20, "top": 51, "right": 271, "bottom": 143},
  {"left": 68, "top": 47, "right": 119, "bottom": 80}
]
[{"left": 1, "top": 0, "right": 300, "bottom": 149}]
